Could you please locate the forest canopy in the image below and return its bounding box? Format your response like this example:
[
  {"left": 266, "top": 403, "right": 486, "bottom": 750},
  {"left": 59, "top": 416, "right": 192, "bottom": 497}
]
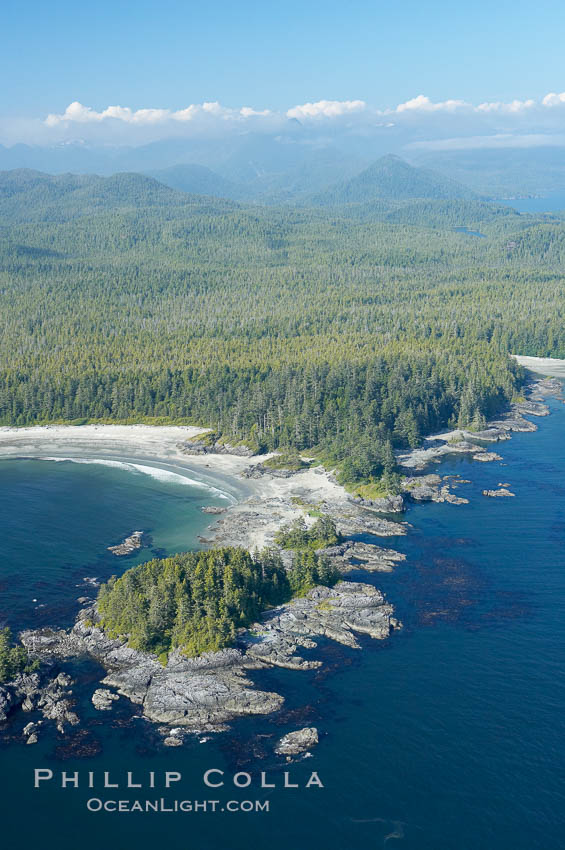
[
  {"left": 1, "top": 169, "right": 562, "bottom": 484},
  {"left": 96, "top": 546, "right": 339, "bottom": 660},
  {"left": 0, "top": 628, "right": 37, "bottom": 683}
]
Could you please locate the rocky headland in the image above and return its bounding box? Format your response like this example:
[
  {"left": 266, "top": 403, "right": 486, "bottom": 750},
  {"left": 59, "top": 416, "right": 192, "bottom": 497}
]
[
  {"left": 18, "top": 580, "right": 398, "bottom": 735},
  {"left": 1, "top": 371, "right": 562, "bottom": 748},
  {"left": 397, "top": 376, "right": 563, "bottom": 472}
]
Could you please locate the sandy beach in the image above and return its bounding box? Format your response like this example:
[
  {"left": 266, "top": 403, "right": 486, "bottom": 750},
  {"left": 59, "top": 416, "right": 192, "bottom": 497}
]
[
  {"left": 513, "top": 355, "right": 565, "bottom": 379},
  {"left": 1, "top": 367, "right": 562, "bottom": 550},
  {"left": 0, "top": 423, "right": 360, "bottom": 551}
]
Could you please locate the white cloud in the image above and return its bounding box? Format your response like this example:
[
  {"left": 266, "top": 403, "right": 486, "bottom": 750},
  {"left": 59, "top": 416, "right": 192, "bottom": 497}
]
[
  {"left": 45, "top": 100, "right": 274, "bottom": 128},
  {"left": 42, "top": 91, "right": 565, "bottom": 133},
  {"left": 45, "top": 102, "right": 172, "bottom": 126},
  {"left": 476, "top": 98, "right": 535, "bottom": 113},
  {"left": 240, "top": 106, "right": 272, "bottom": 117},
  {"left": 542, "top": 91, "right": 565, "bottom": 107},
  {"left": 286, "top": 99, "right": 366, "bottom": 120},
  {"left": 3, "top": 89, "right": 565, "bottom": 148},
  {"left": 395, "top": 95, "right": 469, "bottom": 113}
]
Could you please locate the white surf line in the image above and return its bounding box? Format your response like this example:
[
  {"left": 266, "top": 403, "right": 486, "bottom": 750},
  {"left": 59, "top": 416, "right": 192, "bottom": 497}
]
[{"left": 33, "top": 455, "right": 238, "bottom": 504}]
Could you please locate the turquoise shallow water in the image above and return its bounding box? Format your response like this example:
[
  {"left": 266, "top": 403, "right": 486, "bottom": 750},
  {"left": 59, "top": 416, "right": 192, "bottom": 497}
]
[{"left": 1, "top": 400, "right": 565, "bottom": 850}]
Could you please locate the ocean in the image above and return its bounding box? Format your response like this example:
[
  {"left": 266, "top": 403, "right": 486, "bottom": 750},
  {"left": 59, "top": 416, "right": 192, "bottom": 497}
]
[
  {"left": 498, "top": 193, "right": 565, "bottom": 213},
  {"left": 1, "top": 398, "right": 564, "bottom": 850}
]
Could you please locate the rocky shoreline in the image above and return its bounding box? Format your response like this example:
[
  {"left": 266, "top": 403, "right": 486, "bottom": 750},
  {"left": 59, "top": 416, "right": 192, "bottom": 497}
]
[
  {"left": 16, "top": 580, "right": 398, "bottom": 738},
  {"left": 397, "top": 376, "right": 563, "bottom": 472},
  {"left": 194, "top": 378, "right": 562, "bottom": 555},
  {"left": 1, "top": 373, "right": 562, "bottom": 749},
  {"left": 0, "top": 669, "right": 79, "bottom": 741}
]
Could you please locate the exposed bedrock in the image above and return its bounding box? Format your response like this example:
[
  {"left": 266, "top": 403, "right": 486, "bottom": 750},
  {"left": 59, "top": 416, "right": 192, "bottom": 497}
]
[{"left": 20, "top": 580, "right": 397, "bottom": 732}]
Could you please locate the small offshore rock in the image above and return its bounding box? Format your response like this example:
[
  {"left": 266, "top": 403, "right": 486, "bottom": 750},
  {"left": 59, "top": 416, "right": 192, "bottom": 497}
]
[
  {"left": 92, "top": 689, "right": 119, "bottom": 711},
  {"left": 107, "top": 531, "right": 144, "bottom": 556},
  {"left": 275, "top": 727, "right": 319, "bottom": 756},
  {"left": 483, "top": 488, "right": 515, "bottom": 498},
  {"left": 473, "top": 452, "right": 502, "bottom": 462},
  {"left": 23, "top": 721, "right": 38, "bottom": 737}
]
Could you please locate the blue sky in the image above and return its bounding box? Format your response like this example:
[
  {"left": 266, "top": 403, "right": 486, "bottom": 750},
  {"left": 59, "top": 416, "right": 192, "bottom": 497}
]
[{"left": 2, "top": 0, "right": 565, "bottom": 146}]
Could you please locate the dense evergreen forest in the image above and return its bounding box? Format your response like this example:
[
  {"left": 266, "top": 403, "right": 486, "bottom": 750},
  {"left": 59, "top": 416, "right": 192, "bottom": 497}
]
[
  {"left": 96, "top": 547, "right": 338, "bottom": 659},
  {"left": 1, "top": 166, "right": 563, "bottom": 485},
  {"left": 0, "top": 627, "right": 37, "bottom": 683}
]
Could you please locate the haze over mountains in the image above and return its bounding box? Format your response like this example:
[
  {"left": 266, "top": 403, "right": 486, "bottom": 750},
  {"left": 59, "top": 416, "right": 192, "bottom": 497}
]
[
  {"left": 0, "top": 155, "right": 490, "bottom": 223},
  {"left": 3, "top": 125, "right": 565, "bottom": 200}
]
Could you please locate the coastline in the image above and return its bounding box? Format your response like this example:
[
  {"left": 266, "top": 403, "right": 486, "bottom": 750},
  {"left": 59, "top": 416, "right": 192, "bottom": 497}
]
[
  {"left": 0, "top": 371, "right": 562, "bottom": 552},
  {"left": 0, "top": 422, "right": 406, "bottom": 550},
  {"left": 1, "top": 369, "right": 563, "bottom": 742}
]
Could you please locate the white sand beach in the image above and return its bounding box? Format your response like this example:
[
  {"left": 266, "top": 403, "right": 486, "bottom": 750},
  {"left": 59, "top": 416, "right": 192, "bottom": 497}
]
[
  {"left": 513, "top": 355, "right": 565, "bottom": 379},
  {"left": 0, "top": 423, "right": 354, "bottom": 551}
]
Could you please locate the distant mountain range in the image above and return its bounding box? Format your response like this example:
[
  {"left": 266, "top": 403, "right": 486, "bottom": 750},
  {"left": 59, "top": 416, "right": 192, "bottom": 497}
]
[
  {"left": 0, "top": 168, "right": 237, "bottom": 224},
  {"left": 3, "top": 129, "right": 565, "bottom": 200},
  {"left": 0, "top": 159, "right": 521, "bottom": 231},
  {"left": 144, "top": 164, "right": 246, "bottom": 201},
  {"left": 410, "top": 146, "right": 565, "bottom": 198}
]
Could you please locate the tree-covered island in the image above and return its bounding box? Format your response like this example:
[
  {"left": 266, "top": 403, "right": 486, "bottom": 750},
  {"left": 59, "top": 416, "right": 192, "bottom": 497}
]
[{"left": 96, "top": 546, "right": 340, "bottom": 661}]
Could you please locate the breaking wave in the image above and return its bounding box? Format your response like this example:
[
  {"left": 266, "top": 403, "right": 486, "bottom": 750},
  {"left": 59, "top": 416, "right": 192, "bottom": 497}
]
[{"left": 37, "top": 456, "right": 234, "bottom": 502}]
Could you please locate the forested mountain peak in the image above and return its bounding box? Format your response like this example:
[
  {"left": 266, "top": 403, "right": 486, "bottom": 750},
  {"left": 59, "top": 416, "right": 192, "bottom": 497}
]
[
  {"left": 0, "top": 168, "right": 237, "bottom": 222},
  {"left": 309, "top": 154, "right": 478, "bottom": 206},
  {"left": 145, "top": 163, "right": 248, "bottom": 201}
]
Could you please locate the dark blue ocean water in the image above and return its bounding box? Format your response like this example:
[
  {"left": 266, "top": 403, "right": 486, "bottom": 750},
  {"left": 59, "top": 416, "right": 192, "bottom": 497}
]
[{"left": 1, "top": 402, "right": 564, "bottom": 850}]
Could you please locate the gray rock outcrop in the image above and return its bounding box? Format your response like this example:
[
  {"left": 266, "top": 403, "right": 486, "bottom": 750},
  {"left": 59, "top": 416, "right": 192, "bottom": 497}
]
[
  {"left": 402, "top": 475, "right": 469, "bottom": 505},
  {"left": 320, "top": 541, "right": 406, "bottom": 573},
  {"left": 20, "top": 580, "right": 398, "bottom": 733},
  {"left": 107, "top": 531, "right": 144, "bottom": 556},
  {"left": 275, "top": 727, "right": 319, "bottom": 756},
  {"left": 92, "top": 688, "right": 119, "bottom": 710},
  {"left": 0, "top": 686, "right": 14, "bottom": 721},
  {"left": 0, "top": 670, "right": 78, "bottom": 734},
  {"left": 178, "top": 439, "right": 255, "bottom": 458},
  {"left": 354, "top": 494, "right": 405, "bottom": 513}
]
